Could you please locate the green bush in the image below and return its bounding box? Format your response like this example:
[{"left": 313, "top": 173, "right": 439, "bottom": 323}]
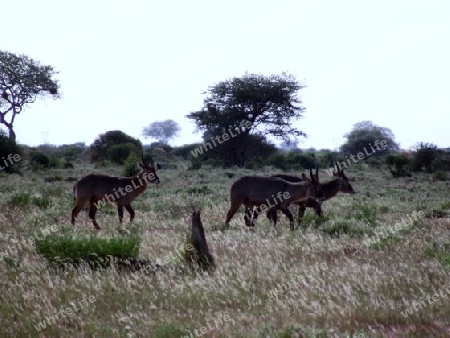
[
  {"left": 268, "top": 151, "right": 317, "bottom": 171},
  {"left": 320, "top": 221, "right": 370, "bottom": 237},
  {"left": 411, "top": 142, "right": 438, "bottom": 173},
  {"left": 346, "top": 203, "right": 377, "bottom": 226},
  {"left": 386, "top": 154, "right": 411, "bottom": 178},
  {"left": 172, "top": 143, "right": 202, "bottom": 160},
  {"left": 434, "top": 170, "right": 447, "bottom": 181},
  {"left": 48, "top": 155, "right": 61, "bottom": 168},
  {"left": 32, "top": 195, "right": 53, "bottom": 210},
  {"left": 108, "top": 143, "right": 137, "bottom": 165},
  {"left": 318, "top": 150, "right": 340, "bottom": 168},
  {"left": 89, "top": 130, "right": 142, "bottom": 164},
  {"left": 122, "top": 160, "right": 140, "bottom": 177},
  {"left": 268, "top": 153, "right": 288, "bottom": 170},
  {"left": 9, "top": 192, "right": 32, "bottom": 208},
  {"left": 0, "top": 130, "right": 22, "bottom": 174},
  {"left": 188, "top": 155, "right": 202, "bottom": 170},
  {"left": 151, "top": 323, "right": 189, "bottom": 337},
  {"left": 35, "top": 233, "right": 141, "bottom": 269},
  {"left": 30, "top": 152, "right": 50, "bottom": 169}
]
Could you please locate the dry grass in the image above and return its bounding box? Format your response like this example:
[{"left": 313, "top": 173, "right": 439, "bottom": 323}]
[{"left": 0, "top": 165, "right": 449, "bottom": 337}]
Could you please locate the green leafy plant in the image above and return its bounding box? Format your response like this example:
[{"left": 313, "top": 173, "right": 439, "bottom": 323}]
[{"left": 35, "top": 233, "right": 140, "bottom": 269}]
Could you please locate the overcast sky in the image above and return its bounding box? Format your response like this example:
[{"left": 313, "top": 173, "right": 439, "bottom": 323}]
[{"left": 2, "top": 0, "right": 449, "bottom": 150}]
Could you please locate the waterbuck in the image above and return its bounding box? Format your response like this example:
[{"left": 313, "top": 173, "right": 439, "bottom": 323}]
[
  {"left": 270, "top": 161, "right": 355, "bottom": 224},
  {"left": 225, "top": 167, "right": 324, "bottom": 230},
  {"left": 71, "top": 154, "right": 160, "bottom": 229}
]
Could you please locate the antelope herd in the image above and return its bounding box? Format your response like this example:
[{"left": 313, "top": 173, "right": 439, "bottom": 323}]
[{"left": 71, "top": 155, "right": 355, "bottom": 230}]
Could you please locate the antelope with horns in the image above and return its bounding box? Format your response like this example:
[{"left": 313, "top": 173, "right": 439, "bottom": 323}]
[
  {"left": 225, "top": 167, "right": 324, "bottom": 230},
  {"left": 71, "top": 154, "right": 160, "bottom": 229},
  {"left": 269, "top": 161, "right": 355, "bottom": 225}
]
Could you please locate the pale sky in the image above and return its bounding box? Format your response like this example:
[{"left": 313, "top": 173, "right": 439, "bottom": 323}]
[{"left": 2, "top": 0, "right": 449, "bottom": 150}]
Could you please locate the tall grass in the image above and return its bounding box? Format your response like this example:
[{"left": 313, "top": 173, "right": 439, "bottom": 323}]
[{"left": 0, "top": 165, "right": 449, "bottom": 336}]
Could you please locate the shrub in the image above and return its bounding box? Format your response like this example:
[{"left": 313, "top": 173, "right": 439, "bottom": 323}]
[
  {"left": 434, "top": 170, "right": 447, "bottom": 181},
  {"left": 320, "top": 221, "right": 370, "bottom": 237},
  {"left": 0, "top": 130, "right": 22, "bottom": 174},
  {"left": 268, "top": 153, "right": 288, "bottom": 170},
  {"left": 122, "top": 160, "right": 140, "bottom": 177},
  {"left": 89, "top": 130, "right": 142, "bottom": 164},
  {"left": 411, "top": 142, "right": 438, "bottom": 173},
  {"left": 268, "top": 151, "right": 317, "bottom": 171},
  {"left": 188, "top": 156, "right": 202, "bottom": 170},
  {"left": 30, "top": 152, "right": 50, "bottom": 169},
  {"left": 35, "top": 233, "right": 141, "bottom": 269},
  {"left": 172, "top": 143, "right": 203, "bottom": 160},
  {"left": 48, "top": 155, "right": 61, "bottom": 168},
  {"left": 9, "top": 192, "right": 32, "bottom": 208},
  {"left": 385, "top": 154, "right": 411, "bottom": 178},
  {"left": 346, "top": 203, "right": 377, "bottom": 226},
  {"left": 318, "top": 150, "right": 340, "bottom": 168},
  {"left": 32, "top": 195, "right": 53, "bottom": 210},
  {"left": 108, "top": 143, "right": 137, "bottom": 165}
]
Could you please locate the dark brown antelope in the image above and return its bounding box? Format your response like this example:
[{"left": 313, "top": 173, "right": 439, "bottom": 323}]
[
  {"left": 270, "top": 161, "right": 355, "bottom": 224},
  {"left": 225, "top": 167, "right": 324, "bottom": 230},
  {"left": 71, "top": 154, "right": 160, "bottom": 229}
]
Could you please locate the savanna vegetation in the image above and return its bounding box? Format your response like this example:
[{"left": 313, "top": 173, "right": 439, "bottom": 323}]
[
  {"left": 0, "top": 155, "right": 449, "bottom": 336},
  {"left": 1, "top": 60, "right": 449, "bottom": 336}
]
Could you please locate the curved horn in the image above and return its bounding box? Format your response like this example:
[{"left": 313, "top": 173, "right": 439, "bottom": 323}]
[
  {"left": 309, "top": 167, "right": 313, "bottom": 180},
  {"left": 142, "top": 152, "right": 154, "bottom": 167},
  {"left": 142, "top": 152, "right": 150, "bottom": 166}
]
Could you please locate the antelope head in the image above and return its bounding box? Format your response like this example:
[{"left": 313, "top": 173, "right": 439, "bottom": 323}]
[
  {"left": 332, "top": 160, "right": 355, "bottom": 194},
  {"left": 138, "top": 153, "right": 160, "bottom": 185}
]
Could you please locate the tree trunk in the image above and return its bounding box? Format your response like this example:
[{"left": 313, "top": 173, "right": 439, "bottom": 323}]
[{"left": 8, "top": 126, "right": 16, "bottom": 143}]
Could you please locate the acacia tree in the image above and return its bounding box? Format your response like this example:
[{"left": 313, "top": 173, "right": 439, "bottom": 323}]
[
  {"left": 142, "top": 119, "right": 180, "bottom": 144},
  {"left": 187, "top": 73, "right": 306, "bottom": 166},
  {"left": 0, "top": 50, "right": 59, "bottom": 142},
  {"left": 341, "top": 121, "right": 399, "bottom": 156}
]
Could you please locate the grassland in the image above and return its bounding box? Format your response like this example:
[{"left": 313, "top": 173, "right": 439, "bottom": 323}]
[{"left": 0, "top": 162, "right": 449, "bottom": 337}]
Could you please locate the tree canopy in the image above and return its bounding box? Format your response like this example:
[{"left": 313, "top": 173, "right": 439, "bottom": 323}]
[
  {"left": 187, "top": 73, "right": 306, "bottom": 166},
  {"left": 341, "top": 121, "right": 399, "bottom": 156},
  {"left": 89, "top": 130, "right": 142, "bottom": 164},
  {"left": 0, "top": 50, "right": 59, "bottom": 142},
  {"left": 142, "top": 119, "right": 180, "bottom": 144}
]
